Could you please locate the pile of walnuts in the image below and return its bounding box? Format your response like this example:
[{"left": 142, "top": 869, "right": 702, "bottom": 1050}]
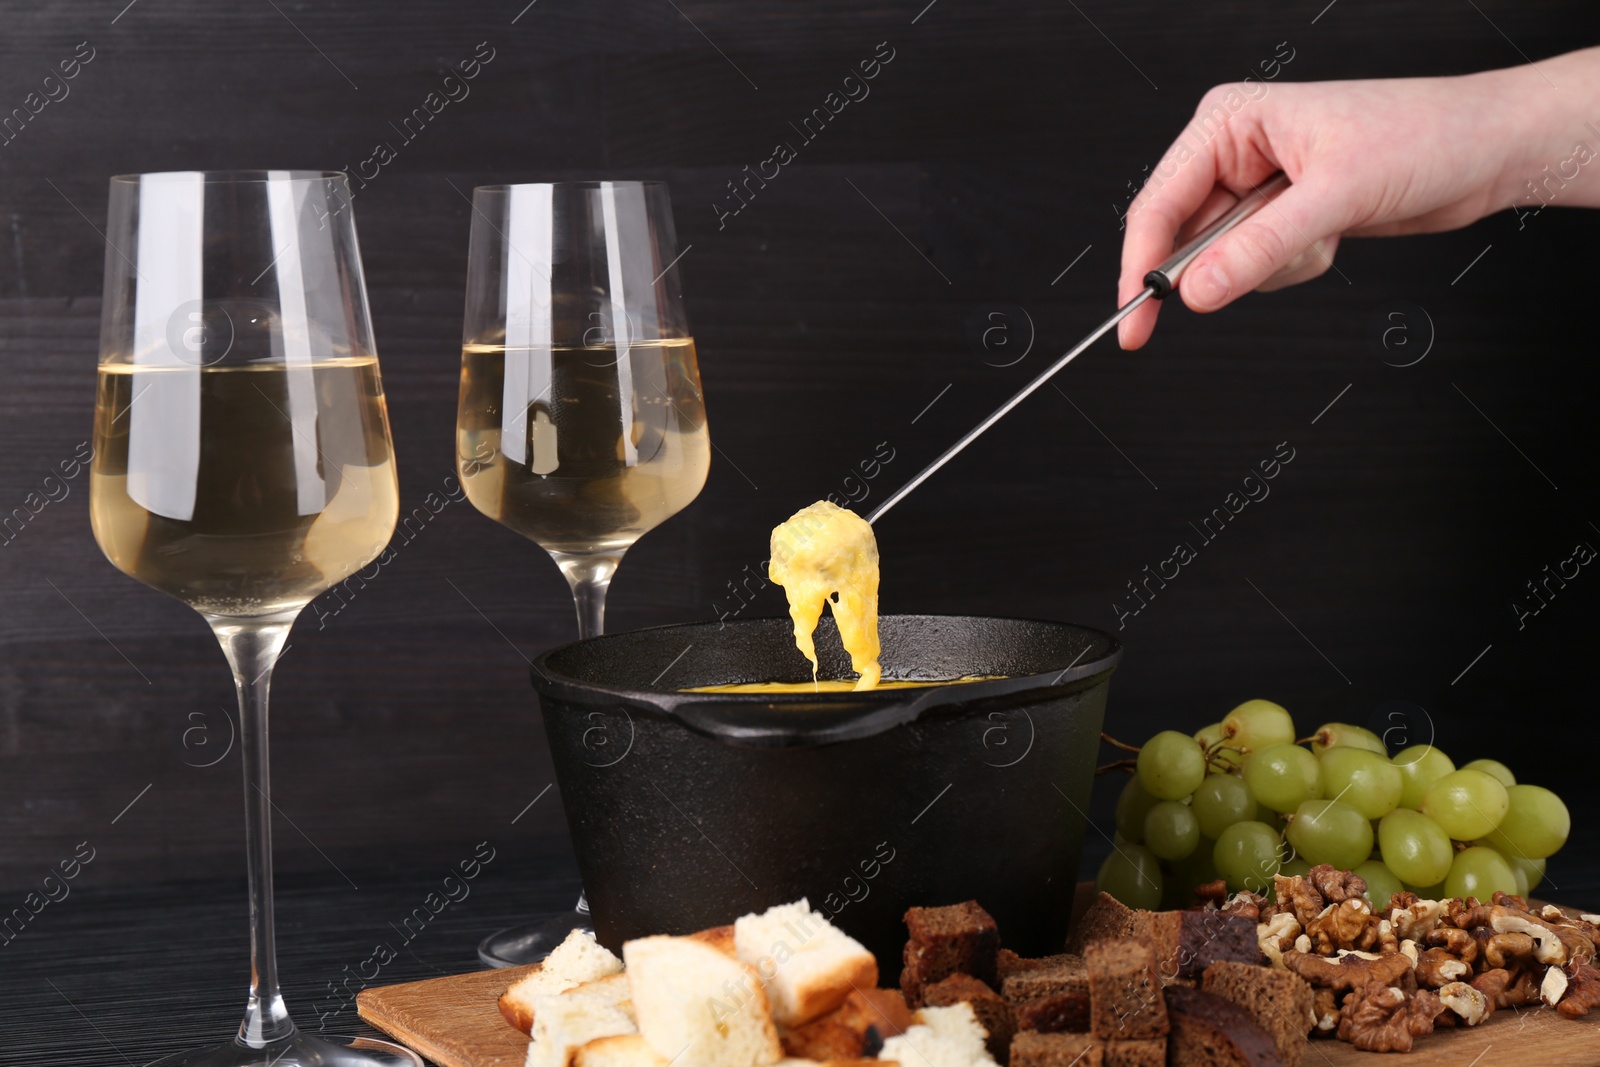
[{"left": 1213, "top": 865, "right": 1600, "bottom": 1053}]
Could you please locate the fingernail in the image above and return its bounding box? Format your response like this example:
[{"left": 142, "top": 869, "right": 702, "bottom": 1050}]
[{"left": 1185, "top": 262, "right": 1231, "bottom": 310}]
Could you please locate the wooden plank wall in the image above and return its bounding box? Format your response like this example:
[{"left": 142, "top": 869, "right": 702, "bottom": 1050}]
[{"left": 0, "top": 0, "right": 1597, "bottom": 891}]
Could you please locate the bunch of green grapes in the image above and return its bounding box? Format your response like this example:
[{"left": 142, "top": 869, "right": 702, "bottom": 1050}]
[{"left": 1095, "top": 699, "right": 1570, "bottom": 911}]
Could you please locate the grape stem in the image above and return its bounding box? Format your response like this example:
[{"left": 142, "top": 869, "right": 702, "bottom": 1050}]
[
  {"left": 1094, "top": 758, "right": 1138, "bottom": 776},
  {"left": 1100, "top": 731, "right": 1142, "bottom": 754},
  {"left": 1201, "top": 736, "right": 1247, "bottom": 773}
]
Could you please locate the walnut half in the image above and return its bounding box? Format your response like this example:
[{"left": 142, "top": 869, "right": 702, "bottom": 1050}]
[
  {"left": 1284, "top": 949, "right": 1412, "bottom": 992},
  {"left": 1558, "top": 962, "right": 1600, "bottom": 1019},
  {"left": 1309, "top": 863, "right": 1368, "bottom": 904},
  {"left": 1415, "top": 948, "right": 1471, "bottom": 989},
  {"left": 1337, "top": 985, "right": 1439, "bottom": 1053},
  {"left": 1438, "top": 981, "right": 1491, "bottom": 1025},
  {"left": 1305, "top": 898, "right": 1382, "bottom": 954}
]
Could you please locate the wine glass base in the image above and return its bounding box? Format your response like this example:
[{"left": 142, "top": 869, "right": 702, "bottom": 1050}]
[
  {"left": 478, "top": 908, "right": 594, "bottom": 968},
  {"left": 144, "top": 1031, "right": 422, "bottom": 1067}
]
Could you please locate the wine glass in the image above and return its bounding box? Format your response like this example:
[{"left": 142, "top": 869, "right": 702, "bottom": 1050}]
[
  {"left": 455, "top": 181, "right": 709, "bottom": 965},
  {"left": 90, "top": 171, "right": 417, "bottom": 1067}
]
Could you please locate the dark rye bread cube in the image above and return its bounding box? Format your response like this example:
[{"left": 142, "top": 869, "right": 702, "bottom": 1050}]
[
  {"left": 1084, "top": 940, "right": 1168, "bottom": 1041},
  {"left": 1177, "top": 910, "right": 1262, "bottom": 979},
  {"left": 1013, "top": 989, "right": 1091, "bottom": 1034},
  {"left": 1201, "top": 961, "right": 1314, "bottom": 1067},
  {"left": 922, "top": 972, "right": 1015, "bottom": 1063},
  {"left": 999, "top": 947, "right": 1056, "bottom": 983},
  {"left": 1103, "top": 1037, "right": 1165, "bottom": 1067},
  {"left": 1128, "top": 911, "right": 1184, "bottom": 985},
  {"left": 901, "top": 900, "right": 1001, "bottom": 1006},
  {"left": 1164, "top": 986, "right": 1281, "bottom": 1067},
  {"left": 1002, "top": 954, "right": 1088, "bottom": 1000},
  {"left": 1011, "top": 1031, "right": 1103, "bottom": 1067},
  {"left": 1005, "top": 953, "right": 1090, "bottom": 1034},
  {"left": 1066, "top": 893, "right": 1138, "bottom": 953}
]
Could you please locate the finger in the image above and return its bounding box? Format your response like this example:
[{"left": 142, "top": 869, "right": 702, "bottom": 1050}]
[
  {"left": 1177, "top": 178, "right": 1352, "bottom": 313},
  {"left": 1118, "top": 183, "right": 1250, "bottom": 347},
  {"left": 1177, "top": 186, "right": 1242, "bottom": 244},
  {"left": 1117, "top": 187, "right": 1242, "bottom": 347},
  {"left": 1257, "top": 234, "right": 1341, "bottom": 291},
  {"left": 1117, "top": 98, "right": 1281, "bottom": 348},
  {"left": 1117, "top": 139, "right": 1234, "bottom": 349}
]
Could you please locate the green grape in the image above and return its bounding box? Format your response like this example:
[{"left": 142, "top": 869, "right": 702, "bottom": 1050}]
[
  {"left": 1214, "top": 821, "right": 1283, "bottom": 894},
  {"left": 1096, "top": 843, "right": 1163, "bottom": 910},
  {"left": 1444, "top": 846, "right": 1518, "bottom": 900},
  {"left": 1318, "top": 747, "right": 1403, "bottom": 819},
  {"left": 1354, "top": 860, "right": 1405, "bottom": 911},
  {"left": 1419, "top": 769, "right": 1509, "bottom": 841},
  {"left": 1164, "top": 841, "right": 1219, "bottom": 909},
  {"left": 1242, "top": 743, "right": 1322, "bottom": 813},
  {"left": 1393, "top": 745, "right": 1455, "bottom": 809},
  {"left": 1378, "top": 808, "right": 1454, "bottom": 887},
  {"left": 1462, "top": 758, "right": 1516, "bottom": 788},
  {"left": 1115, "top": 776, "right": 1162, "bottom": 843},
  {"left": 1482, "top": 784, "right": 1570, "bottom": 860},
  {"left": 1509, "top": 860, "right": 1530, "bottom": 898},
  {"left": 1175, "top": 836, "right": 1220, "bottom": 884},
  {"left": 1144, "top": 800, "right": 1201, "bottom": 861},
  {"left": 1195, "top": 721, "right": 1243, "bottom": 772},
  {"left": 1137, "top": 731, "right": 1207, "bottom": 800},
  {"left": 1308, "top": 722, "right": 1387, "bottom": 757},
  {"left": 1222, "top": 699, "right": 1296, "bottom": 754},
  {"left": 1508, "top": 855, "right": 1546, "bottom": 894},
  {"left": 1192, "top": 773, "right": 1258, "bottom": 839},
  {"left": 1406, "top": 880, "right": 1447, "bottom": 899},
  {"left": 1286, "top": 799, "right": 1373, "bottom": 870}
]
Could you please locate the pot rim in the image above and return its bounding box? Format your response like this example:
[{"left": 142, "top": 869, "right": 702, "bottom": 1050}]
[{"left": 529, "top": 614, "right": 1123, "bottom": 746}]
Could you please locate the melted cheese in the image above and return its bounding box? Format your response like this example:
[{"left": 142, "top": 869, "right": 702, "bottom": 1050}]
[
  {"left": 686, "top": 676, "right": 996, "bottom": 694},
  {"left": 767, "top": 500, "right": 881, "bottom": 690}
]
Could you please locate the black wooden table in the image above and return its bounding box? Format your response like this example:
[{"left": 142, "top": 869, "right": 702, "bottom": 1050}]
[{"left": 1, "top": 848, "right": 582, "bottom": 1067}]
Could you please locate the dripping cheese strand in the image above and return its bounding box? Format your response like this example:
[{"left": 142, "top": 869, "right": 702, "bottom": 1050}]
[{"left": 767, "top": 500, "right": 882, "bottom": 691}]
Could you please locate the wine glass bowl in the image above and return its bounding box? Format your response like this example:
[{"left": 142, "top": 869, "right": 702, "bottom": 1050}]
[
  {"left": 89, "top": 170, "right": 417, "bottom": 1067},
  {"left": 92, "top": 171, "right": 399, "bottom": 622},
  {"left": 456, "top": 181, "right": 709, "bottom": 637}
]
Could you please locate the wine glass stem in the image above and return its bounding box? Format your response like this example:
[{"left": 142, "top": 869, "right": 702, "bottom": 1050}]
[
  {"left": 553, "top": 553, "right": 622, "bottom": 640},
  {"left": 209, "top": 611, "right": 298, "bottom": 1048}
]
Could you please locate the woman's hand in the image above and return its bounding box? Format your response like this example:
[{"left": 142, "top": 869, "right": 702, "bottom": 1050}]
[{"left": 1116, "top": 47, "right": 1600, "bottom": 349}]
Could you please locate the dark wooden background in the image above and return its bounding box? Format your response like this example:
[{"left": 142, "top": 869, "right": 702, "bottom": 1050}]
[{"left": 2, "top": 0, "right": 1598, "bottom": 905}]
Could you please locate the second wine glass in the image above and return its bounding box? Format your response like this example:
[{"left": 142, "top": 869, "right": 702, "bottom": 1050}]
[{"left": 455, "top": 181, "right": 710, "bottom": 965}]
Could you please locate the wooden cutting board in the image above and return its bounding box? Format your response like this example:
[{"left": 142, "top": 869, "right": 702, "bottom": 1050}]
[
  {"left": 356, "top": 889, "right": 1600, "bottom": 1067},
  {"left": 357, "top": 963, "right": 1600, "bottom": 1067},
  {"left": 358, "top": 962, "right": 535, "bottom": 1067}
]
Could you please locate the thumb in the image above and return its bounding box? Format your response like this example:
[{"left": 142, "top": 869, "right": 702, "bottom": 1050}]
[{"left": 1177, "top": 179, "right": 1351, "bottom": 313}]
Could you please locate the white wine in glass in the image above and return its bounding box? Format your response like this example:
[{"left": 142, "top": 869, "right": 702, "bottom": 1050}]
[
  {"left": 89, "top": 170, "right": 416, "bottom": 1067},
  {"left": 456, "top": 181, "right": 709, "bottom": 965}
]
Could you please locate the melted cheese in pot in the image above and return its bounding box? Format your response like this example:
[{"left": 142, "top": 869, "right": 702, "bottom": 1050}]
[
  {"left": 686, "top": 677, "right": 997, "bottom": 693},
  {"left": 767, "top": 500, "right": 881, "bottom": 690}
]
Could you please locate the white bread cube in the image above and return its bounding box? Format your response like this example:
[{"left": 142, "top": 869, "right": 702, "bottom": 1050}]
[
  {"left": 502, "top": 930, "right": 625, "bottom": 1033},
  {"left": 624, "top": 934, "right": 783, "bottom": 1067},
  {"left": 733, "top": 899, "right": 879, "bottom": 1027},
  {"left": 572, "top": 1034, "right": 667, "bottom": 1067},
  {"left": 877, "top": 1003, "right": 995, "bottom": 1066},
  {"left": 524, "top": 987, "right": 636, "bottom": 1067},
  {"left": 571, "top": 972, "right": 632, "bottom": 1007}
]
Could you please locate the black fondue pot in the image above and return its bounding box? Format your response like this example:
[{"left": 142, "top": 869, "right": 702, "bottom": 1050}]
[{"left": 530, "top": 614, "right": 1121, "bottom": 974}]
